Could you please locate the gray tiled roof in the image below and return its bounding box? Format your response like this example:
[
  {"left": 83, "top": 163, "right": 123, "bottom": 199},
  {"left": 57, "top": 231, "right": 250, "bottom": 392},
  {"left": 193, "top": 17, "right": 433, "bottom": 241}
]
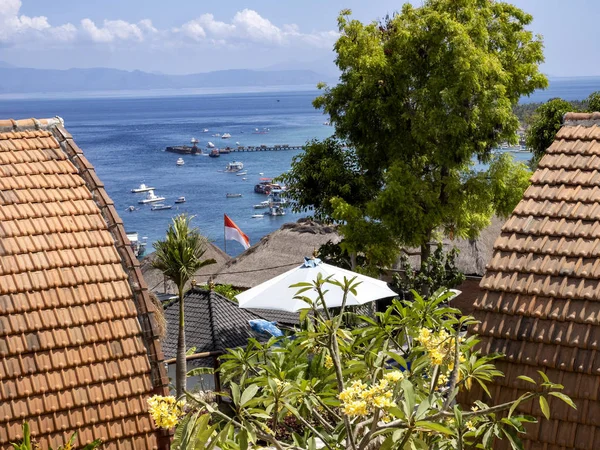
[{"left": 163, "top": 288, "right": 279, "bottom": 359}]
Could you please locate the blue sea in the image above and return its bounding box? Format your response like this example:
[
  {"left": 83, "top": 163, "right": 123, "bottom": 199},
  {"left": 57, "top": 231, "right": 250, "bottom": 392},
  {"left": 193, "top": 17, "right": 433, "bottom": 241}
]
[
  {"left": 0, "top": 91, "right": 332, "bottom": 255},
  {"left": 1, "top": 76, "right": 599, "bottom": 256}
]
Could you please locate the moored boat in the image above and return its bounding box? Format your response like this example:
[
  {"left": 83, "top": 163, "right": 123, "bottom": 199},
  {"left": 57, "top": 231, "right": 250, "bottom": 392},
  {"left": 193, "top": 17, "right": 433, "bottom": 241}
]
[
  {"left": 222, "top": 133, "right": 232, "bottom": 139},
  {"left": 253, "top": 200, "right": 270, "bottom": 209},
  {"left": 207, "top": 141, "right": 215, "bottom": 148},
  {"left": 151, "top": 204, "right": 173, "bottom": 211},
  {"left": 131, "top": 183, "right": 155, "bottom": 193},
  {"left": 252, "top": 214, "right": 264, "bottom": 219},
  {"left": 126, "top": 232, "right": 147, "bottom": 257},
  {"left": 175, "top": 196, "right": 186, "bottom": 204},
  {"left": 226, "top": 193, "right": 243, "bottom": 198},
  {"left": 209, "top": 149, "right": 220, "bottom": 157},
  {"left": 176, "top": 157, "right": 185, "bottom": 166},
  {"left": 236, "top": 171, "right": 248, "bottom": 176},
  {"left": 138, "top": 190, "right": 165, "bottom": 204},
  {"left": 225, "top": 161, "right": 244, "bottom": 172}
]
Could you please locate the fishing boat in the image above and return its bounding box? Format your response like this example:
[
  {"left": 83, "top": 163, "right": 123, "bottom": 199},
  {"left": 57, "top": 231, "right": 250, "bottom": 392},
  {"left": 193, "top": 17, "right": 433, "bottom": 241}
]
[
  {"left": 225, "top": 161, "right": 244, "bottom": 172},
  {"left": 207, "top": 141, "right": 215, "bottom": 148},
  {"left": 175, "top": 196, "right": 186, "bottom": 204},
  {"left": 176, "top": 157, "right": 185, "bottom": 166},
  {"left": 253, "top": 200, "right": 270, "bottom": 209},
  {"left": 151, "top": 204, "right": 173, "bottom": 211},
  {"left": 222, "top": 133, "right": 232, "bottom": 139},
  {"left": 131, "top": 183, "right": 155, "bottom": 193},
  {"left": 252, "top": 214, "right": 264, "bottom": 219},
  {"left": 226, "top": 193, "right": 242, "bottom": 198},
  {"left": 209, "top": 149, "right": 220, "bottom": 158},
  {"left": 138, "top": 190, "right": 165, "bottom": 204}
]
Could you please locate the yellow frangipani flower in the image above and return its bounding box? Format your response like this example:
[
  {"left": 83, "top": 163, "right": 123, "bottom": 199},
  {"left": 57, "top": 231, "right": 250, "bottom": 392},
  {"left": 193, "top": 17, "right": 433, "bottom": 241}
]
[{"left": 147, "top": 395, "right": 185, "bottom": 429}]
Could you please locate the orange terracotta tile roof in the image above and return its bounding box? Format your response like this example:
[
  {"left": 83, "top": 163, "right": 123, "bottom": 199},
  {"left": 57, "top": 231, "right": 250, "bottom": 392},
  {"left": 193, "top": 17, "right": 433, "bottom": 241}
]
[
  {"left": 0, "top": 118, "right": 170, "bottom": 449},
  {"left": 469, "top": 112, "right": 600, "bottom": 449}
]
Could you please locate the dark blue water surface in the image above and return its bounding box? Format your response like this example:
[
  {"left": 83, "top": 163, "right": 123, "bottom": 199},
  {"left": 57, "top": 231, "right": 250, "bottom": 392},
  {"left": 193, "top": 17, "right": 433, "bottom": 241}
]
[
  {"left": 0, "top": 91, "right": 332, "bottom": 255},
  {"left": 1, "top": 77, "right": 599, "bottom": 255}
]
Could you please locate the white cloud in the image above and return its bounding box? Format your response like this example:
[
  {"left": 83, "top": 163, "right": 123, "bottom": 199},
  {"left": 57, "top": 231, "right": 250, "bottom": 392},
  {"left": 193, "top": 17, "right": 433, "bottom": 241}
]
[
  {"left": 0, "top": 0, "right": 76, "bottom": 43},
  {"left": 0, "top": 3, "right": 336, "bottom": 51},
  {"left": 81, "top": 18, "right": 145, "bottom": 43},
  {"left": 176, "top": 9, "right": 338, "bottom": 48}
]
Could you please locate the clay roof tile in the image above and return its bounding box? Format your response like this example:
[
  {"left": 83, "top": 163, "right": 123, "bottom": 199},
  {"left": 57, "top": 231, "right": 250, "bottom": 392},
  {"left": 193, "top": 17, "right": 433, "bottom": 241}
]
[{"left": 0, "top": 118, "right": 168, "bottom": 449}]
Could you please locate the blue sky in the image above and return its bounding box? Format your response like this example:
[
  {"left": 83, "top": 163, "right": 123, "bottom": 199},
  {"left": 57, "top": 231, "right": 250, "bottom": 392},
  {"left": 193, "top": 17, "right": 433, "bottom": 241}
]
[{"left": 1, "top": 0, "right": 599, "bottom": 76}]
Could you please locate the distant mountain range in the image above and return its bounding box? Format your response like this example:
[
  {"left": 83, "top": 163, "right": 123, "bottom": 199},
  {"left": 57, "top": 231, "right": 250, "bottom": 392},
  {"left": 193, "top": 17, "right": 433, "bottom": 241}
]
[{"left": 0, "top": 64, "right": 334, "bottom": 95}]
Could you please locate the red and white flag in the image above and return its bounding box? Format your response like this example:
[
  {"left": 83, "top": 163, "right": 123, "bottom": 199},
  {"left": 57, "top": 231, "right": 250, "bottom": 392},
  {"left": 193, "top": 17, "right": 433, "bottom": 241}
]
[{"left": 224, "top": 214, "right": 251, "bottom": 249}]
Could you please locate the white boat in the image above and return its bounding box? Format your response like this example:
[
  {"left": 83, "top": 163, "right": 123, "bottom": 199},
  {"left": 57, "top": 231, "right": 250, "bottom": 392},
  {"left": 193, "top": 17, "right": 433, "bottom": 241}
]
[
  {"left": 175, "top": 196, "right": 186, "bottom": 204},
  {"left": 236, "top": 171, "right": 248, "bottom": 176},
  {"left": 126, "top": 232, "right": 147, "bottom": 257},
  {"left": 226, "top": 193, "right": 243, "bottom": 198},
  {"left": 235, "top": 141, "right": 240, "bottom": 145},
  {"left": 253, "top": 200, "right": 270, "bottom": 209},
  {"left": 131, "top": 183, "right": 155, "bottom": 193},
  {"left": 207, "top": 142, "right": 215, "bottom": 148},
  {"left": 222, "top": 133, "right": 232, "bottom": 139},
  {"left": 259, "top": 172, "right": 264, "bottom": 176},
  {"left": 151, "top": 204, "right": 173, "bottom": 211},
  {"left": 127, "top": 205, "right": 136, "bottom": 212},
  {"left": 266, "top": 205, "right": 286, "bottom": 216},
  {"left": 213, "top": 133, "right": 221, "bottom": 138},
  {"left": 138, "top": 190, "right": 165, "bottom": 204},
  {"left": 242, "top": 177, "right": 247, "bottom": 181},
  {"left": 252, "top": 214, "right": 264, "bottom": 219},
  {"left": 225, "top": 161, "right": 244, "bottom": 172},
  {"left": 202, "top": 128, "right": 209, "bottom": 133},
  {"left": 176, "top": 158, "right": 185, "bottom": 166}
]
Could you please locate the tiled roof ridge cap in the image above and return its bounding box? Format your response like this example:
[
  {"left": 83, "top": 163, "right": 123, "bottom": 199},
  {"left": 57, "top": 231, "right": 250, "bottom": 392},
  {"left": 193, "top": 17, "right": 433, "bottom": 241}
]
[
  {"left": 563, "top": 112, "right": 600, "bottom": 127},
  {"left": 0, "top": 116, "right": 64, "bottom": 132}
]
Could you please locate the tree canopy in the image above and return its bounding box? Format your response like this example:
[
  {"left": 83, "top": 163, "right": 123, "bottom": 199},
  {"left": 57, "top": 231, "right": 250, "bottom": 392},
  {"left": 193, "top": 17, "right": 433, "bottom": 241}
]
[{"left": 286, "top": 1, "right": 545, "bottom": 270}]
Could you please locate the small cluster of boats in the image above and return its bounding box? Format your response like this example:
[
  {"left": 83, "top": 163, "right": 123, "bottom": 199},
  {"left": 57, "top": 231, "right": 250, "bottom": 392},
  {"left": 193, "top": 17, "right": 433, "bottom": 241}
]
[{"left": 129, "top": 183, "right": 185, "bottom": 212}]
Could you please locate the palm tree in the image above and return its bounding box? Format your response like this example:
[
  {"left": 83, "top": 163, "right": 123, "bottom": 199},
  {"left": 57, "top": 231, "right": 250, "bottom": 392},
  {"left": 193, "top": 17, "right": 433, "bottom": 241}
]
[{"left": 152, "top": 214, "right": 216, "bottom": 397}]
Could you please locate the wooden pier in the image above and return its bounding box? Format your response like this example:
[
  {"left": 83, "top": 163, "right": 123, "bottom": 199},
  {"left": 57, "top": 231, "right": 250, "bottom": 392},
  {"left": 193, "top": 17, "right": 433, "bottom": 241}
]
[{"left": 225, "top": 144, "right": 304, "bottom": 152}]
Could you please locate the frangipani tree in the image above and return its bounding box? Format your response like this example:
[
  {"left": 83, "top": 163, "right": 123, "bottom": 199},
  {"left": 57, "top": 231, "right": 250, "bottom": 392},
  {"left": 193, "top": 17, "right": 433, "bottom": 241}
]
[{"left": 150, "top": 277, "right": 573, "bottom": 449}]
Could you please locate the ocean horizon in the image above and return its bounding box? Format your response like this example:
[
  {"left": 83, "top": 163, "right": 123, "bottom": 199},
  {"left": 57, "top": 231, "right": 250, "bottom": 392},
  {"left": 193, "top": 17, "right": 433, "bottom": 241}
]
[{"left": 1, "top": 76, "right": 599, "bottom": 257}]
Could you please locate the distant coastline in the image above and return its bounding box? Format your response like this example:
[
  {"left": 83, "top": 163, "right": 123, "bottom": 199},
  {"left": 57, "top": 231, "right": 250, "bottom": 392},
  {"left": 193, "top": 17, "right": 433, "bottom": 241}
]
[{"left": 0, "top": 85, "right": 321, "bottom": 101}]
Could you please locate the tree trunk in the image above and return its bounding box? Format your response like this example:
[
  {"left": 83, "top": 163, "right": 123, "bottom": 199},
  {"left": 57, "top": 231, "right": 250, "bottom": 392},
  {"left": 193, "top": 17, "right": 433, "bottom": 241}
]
[
  {"left": 350, "top": 252, "right": 357, "bottom": 271},
  {"left": 420, "top": 231, "right": 432, "bottom": 298},
  {"left": 176, "top": 286, "right": 186, "bottom": 398}
]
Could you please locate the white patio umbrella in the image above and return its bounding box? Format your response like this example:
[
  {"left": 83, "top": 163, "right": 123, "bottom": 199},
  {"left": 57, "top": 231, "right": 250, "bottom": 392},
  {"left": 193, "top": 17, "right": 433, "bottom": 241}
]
[{"left": 236, "top": 258, "right": 398, "bottom": 312}]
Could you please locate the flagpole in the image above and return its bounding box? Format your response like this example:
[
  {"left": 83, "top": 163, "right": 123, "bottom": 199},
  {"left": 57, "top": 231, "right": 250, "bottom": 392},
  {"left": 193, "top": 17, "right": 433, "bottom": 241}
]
[{"left": 224, "top": 214, "right": 227, "bottom": 254}]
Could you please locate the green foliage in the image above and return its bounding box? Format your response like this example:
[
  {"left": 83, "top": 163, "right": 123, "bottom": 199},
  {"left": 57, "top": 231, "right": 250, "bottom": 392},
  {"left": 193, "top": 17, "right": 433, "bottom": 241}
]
[
  {"left": 152, "top": 214, "right": 216, "bottom": 294},
  {"left": 278, "top": 137, "right": 370, "bottom": 221},
  {"left": 393, "top": 243, "right": 465, "bottom": 296},
  {"left": 170, "top": 277, "right": 574, "bottom": 450},
  {"left": 525, "top": 98, "right": 574, "bottom": 169},
  {"left": 587, "top": 91, "right": 600, "bottom": 113},
  {"left": 11, "top": 423, "right": 102, "bottom": 450},
  {"left": 283, "top": 1, "right": 543, "bottom": 270},
  {"left": 213, "top": 284, "right": 242, "bottom": 301}
]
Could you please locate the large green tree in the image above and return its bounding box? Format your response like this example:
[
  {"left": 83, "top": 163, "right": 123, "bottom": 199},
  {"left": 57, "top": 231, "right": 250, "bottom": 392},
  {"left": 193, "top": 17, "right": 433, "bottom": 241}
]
[
  {"left": 525, "top": 98, "right": 575, "bottom": 169},
  {"left": 310, "top": 1, "right": 544, "bottom": 268},
  {"left": 152, "top": 214, "right": 216, "bottom": 397}
]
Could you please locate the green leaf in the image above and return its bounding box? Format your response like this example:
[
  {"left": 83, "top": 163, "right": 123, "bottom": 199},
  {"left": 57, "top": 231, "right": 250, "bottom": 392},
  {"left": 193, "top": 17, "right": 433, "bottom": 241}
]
[
  {"left": 539, "top": 396, "right": 550, "bottom": 420},
  {"left": 508, "top": 393, "right": 529, "bottom": 418},
  {"left": 549, "top": 392, "right": 577, "bottom": 409},
  {"left": 516, "top": 375, "right": 536, "bottom": 385},
  {"left": 415, "top": 421, "right": 454, "bottom": 435},
  {"left": 240, "top": 384, "right": 259, "bottom": 407}
]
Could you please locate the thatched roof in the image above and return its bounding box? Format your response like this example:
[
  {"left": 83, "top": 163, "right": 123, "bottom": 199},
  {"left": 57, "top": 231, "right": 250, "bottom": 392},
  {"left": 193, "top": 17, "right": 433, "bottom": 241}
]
[
  {"left": 396, "top": 216, "right": 505, "bottom": 277},
  {"left": 141, "top": 241, "right": 231, "bottom": 294},
  {"left": 213, "top": 218, "right": 341, "bottom": 289}
]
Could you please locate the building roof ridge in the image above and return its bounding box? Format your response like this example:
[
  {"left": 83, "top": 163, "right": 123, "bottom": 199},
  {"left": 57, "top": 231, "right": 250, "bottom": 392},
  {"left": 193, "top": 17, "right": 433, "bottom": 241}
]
[
  {"left": 0, "top": 116, "right": 64, "bottom": 132},
  {"left": 563, "top": 112, "right": 600, "bottom": 126}
]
